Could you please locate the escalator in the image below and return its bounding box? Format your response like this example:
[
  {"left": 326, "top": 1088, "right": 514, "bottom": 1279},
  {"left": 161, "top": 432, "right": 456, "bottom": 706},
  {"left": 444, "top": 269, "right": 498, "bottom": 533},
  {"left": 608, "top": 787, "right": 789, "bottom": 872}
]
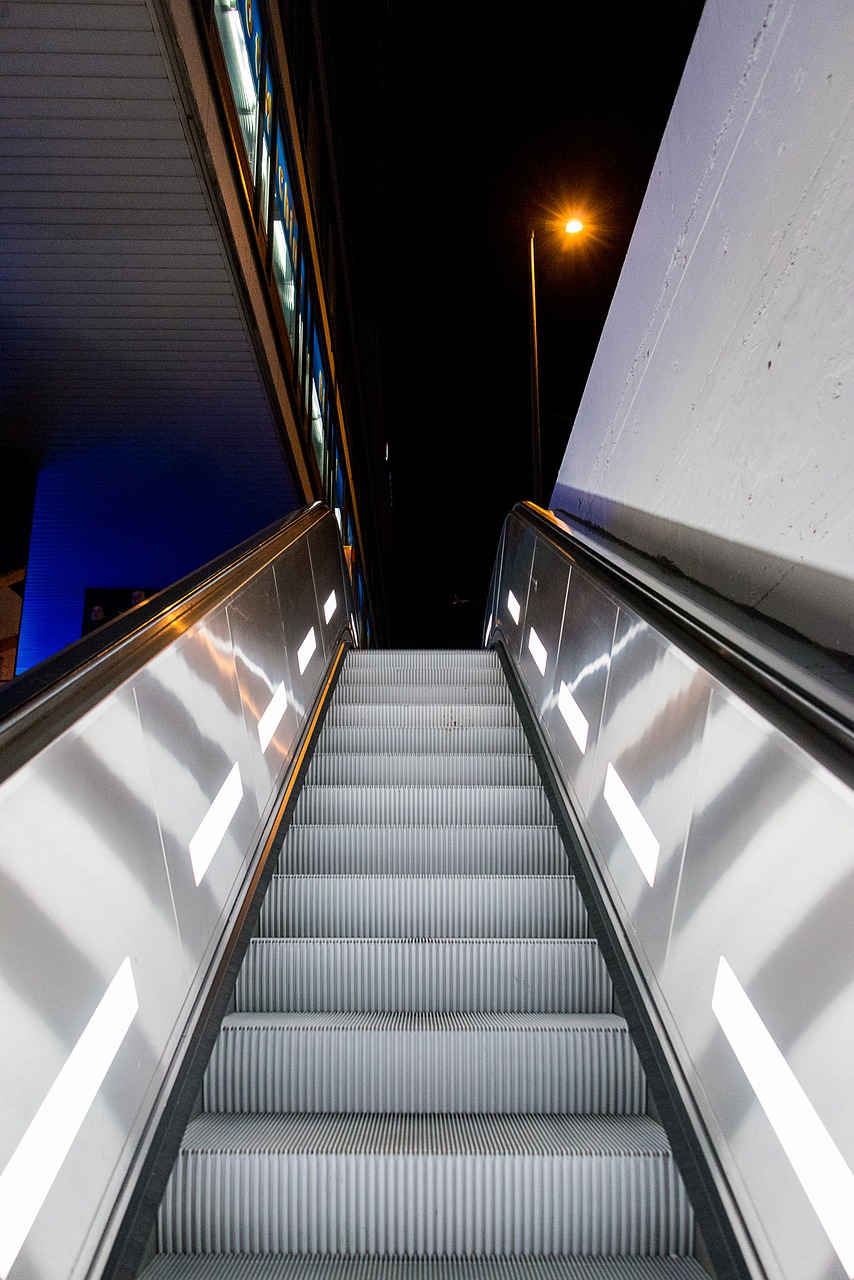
[
  {"left": 140, "top": 649, "right": 702, "bottom": 1278},
  {"left": 2, "top": 503, "right": 851, "bottom": 1280}
]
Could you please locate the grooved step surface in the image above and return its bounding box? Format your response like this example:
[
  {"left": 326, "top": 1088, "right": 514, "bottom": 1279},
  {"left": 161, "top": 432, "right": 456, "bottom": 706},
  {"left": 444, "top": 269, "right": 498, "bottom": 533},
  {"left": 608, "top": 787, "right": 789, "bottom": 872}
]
[
  {"left": 316, "top": 726, "right": 529, "bottom": 756},
  {"left": 293, "top": 785, "right": 553, "bottom": 826},
  {"left": 347, "top": 650, "right": 499, "bottom": 670},
  {"left": 334, "top": 684, "right": 514, "bottom": 705},
  {"left": 235, "top": 939, "right": 612, "bottom": 1013},
  {"left": 307, "top": 754, "right": 539, "bottom": 787},
  {"left": 157, "top": 1114, "right": 691, "bottom": 1257},
  {"left": 326, "top": 704, "right": 520, "bottom": 728},
  {"left": 259, "top": 876, "right": 586, "bottom": 939},
  {"left": 149, "top": 648, "right": 694, "bottom": 1275},
  {"left": 277, "top": 826, "right": 567, "bottom": 875},
  {"left": 142, "top": 1256, "right": 709, "bottom": 1280},
  {"left": 204, "top": 1012, "right": 644, "bottom": 1114}
]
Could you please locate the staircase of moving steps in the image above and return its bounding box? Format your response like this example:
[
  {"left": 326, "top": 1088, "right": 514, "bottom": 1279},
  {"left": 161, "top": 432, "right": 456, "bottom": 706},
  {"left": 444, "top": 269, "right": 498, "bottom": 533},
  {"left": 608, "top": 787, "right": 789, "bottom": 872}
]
[{"left": 141, "top": 649, "right": 706, "bottom": 1280}]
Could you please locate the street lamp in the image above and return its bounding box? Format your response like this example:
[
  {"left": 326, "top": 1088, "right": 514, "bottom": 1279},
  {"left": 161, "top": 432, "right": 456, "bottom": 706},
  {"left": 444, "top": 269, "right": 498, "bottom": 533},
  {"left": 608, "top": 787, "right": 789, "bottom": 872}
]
[{"left": 529, "top": 218, "right": 584, "bottom": 505}]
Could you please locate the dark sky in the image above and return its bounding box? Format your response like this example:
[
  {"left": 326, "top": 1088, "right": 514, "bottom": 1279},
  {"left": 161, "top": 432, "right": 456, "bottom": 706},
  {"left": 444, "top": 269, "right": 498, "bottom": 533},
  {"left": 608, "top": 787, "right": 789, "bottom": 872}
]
[{"left": 329, "top": 3, "right": 706, "bottom": 645}]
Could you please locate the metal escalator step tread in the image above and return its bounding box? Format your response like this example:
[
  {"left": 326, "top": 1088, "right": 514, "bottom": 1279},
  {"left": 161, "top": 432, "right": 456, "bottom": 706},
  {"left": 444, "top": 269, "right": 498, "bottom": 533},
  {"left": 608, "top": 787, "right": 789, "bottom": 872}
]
[
  {"left": 141, "top": 1256, "right": 710, "bottom": 1280},
  {"left": 204, "top": 1012, "right": 643, "bottom": 1114},
  {"left": 306, "top": 753, "right": 539, "bottom": 787},
  {"left": 258, "top": 876, "right": 586, "bottom": 939},
  {"left": 278, "top": 825, "right": 567, "bottom": 875},
  {"left": 326, "top": 704, "right": 521, "bottom": 728},
  {"left": 347, "top": 649, "right": 500, "bottom": 667},
  {"left": 340, "top": 667, "right": 505, "bottom": 686},
  {"left": 179, "top": 1110, "right": 674, "bottom": 1155},
  {"left": 334, "top": 684, "right": 515, "bottom": 705},
  {"left": 235, "top": 938, "right": 611, "bottom": 1013},
  {"left": 315, "top": 726, "right": 529, "bottom": 755},
  {"left": 292, "top": 785, "right": 554, "bottom": 826},
  {"left": 158, "top": 1114, "right": 692, "bottom": 1256}
]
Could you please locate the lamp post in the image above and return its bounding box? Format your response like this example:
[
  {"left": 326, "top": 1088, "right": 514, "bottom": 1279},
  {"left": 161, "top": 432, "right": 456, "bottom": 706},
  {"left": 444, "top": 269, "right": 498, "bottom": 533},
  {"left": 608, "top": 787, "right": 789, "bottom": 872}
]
[
  {"left": 528, "top": 217, "right": 584, "bottom": 507},
  {"left": 528, "top": 228, "right": 542, "bottom": 506}
]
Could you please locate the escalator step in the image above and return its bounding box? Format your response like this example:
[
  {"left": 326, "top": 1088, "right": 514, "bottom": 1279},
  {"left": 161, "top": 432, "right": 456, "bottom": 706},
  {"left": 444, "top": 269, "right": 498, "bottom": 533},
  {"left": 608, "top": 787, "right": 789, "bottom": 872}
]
[
  {"left": 142, "top": 1255, "right": 708, "bottom": 1279},
  {"left": 316, "top": 725, "right": 528, "bottom": 755},
  {"left": 347, "top": 649, "right": 500, "bottom": 669},
  {"left": 326, "top": 703, "right": 520, "bottom": 728},
  {"left": 203, "top": 1012, "right": 644, "bottom": 1114},
  {"left": 333, "top": 683, "right": 514, "bottom": 705},
  {"left": 340, "top": 666, "right": 504, "bottom": 687},
  {"left": 307, "top": 753, "right": 539, "bottom": 786},
  {"left": 235, "top": 939, "right": 611, "bottom": 1013},
  {"left": 278, "top": 825, "right": 567, "bottom": 875},
  {"left": 157, "top": 1113, "right": 692, "bottom": 1257},
  {"left": 258, "top": 876, "right": 586, "bottom": 938},
  {"left": 293, "top": 785, "right": 553, "bottom": 826}
]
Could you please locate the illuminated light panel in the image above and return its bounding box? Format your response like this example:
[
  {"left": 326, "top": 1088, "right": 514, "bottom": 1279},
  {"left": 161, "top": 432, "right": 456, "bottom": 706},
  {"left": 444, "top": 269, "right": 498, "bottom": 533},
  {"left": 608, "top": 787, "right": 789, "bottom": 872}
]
[
  {"left": 712, "top": 957, "right": 854, "bottom": 1277},
  {"left": 0, "top": 958, "right": 138, "bottom": 1279},
  {"left": 528, "top": 627, "right": 548, "bottom": 676},
  {"left": 603, "top": 763, "right": 660, "bottom": 886},
  {"left": 258, "top": 682, "right": 288, "bottom": 753},
  {"left": 507, "top": 590, "right": 521, "bottom": 624},
  {"left": 189, "top": 763, "right": 243, "bottom": 886},
  {"left": 558, "top": 680, "right": 589, "bottom": 754},
  {"left": 297, "top": 626, "right": 317, "bottom": 674},
  {"left": 485, "top": 613, "right": 493, "bottom": 643},
  {"left": 324, "top": 590, "right": 338, "bottom": 624}
]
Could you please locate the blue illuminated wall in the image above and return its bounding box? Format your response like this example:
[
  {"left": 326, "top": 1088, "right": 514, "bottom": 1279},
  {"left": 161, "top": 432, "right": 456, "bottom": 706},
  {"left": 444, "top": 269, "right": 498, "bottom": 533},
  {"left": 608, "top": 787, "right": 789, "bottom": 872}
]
[{"left": 17, "top": 437, "right": 299, "bottom": 672}]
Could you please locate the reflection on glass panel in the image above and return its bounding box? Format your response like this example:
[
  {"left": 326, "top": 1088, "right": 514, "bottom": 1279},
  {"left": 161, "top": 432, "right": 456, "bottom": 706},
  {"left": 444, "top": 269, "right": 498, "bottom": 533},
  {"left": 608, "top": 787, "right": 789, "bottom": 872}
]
[
  {"left": 259, "top": 68, "right": 272, "bottom": 229},
  {"left": 311, "top": 327, "right": 328, "bottom": 483},
  {"left": 214, "top": 0, "right": 261, "bottom": 173},
  {"left": 302, "top": 290, "right": 312, "bottom": 414},
  {"left": 272, "top": 127, "right": 298, "bottom": 349}
]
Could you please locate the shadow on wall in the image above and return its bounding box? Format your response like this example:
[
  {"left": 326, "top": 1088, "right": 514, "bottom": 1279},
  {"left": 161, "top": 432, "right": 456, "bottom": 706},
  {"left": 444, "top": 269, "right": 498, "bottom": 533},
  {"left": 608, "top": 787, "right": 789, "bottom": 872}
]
[{"left": 552, "top": 483, "right": 854, "bottom": 699}]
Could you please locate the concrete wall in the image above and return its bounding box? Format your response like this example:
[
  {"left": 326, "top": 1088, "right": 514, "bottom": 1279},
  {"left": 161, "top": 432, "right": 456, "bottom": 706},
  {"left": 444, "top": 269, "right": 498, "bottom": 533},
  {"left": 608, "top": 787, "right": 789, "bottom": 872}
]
[{"left": 551, "top": 0, "right": 854, "bottom": 659}]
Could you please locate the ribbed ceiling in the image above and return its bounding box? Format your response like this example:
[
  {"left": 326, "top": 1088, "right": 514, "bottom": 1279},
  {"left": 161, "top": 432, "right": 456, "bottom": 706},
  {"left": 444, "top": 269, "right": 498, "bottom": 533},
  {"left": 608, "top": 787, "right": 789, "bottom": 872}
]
[{"left": 0, "top": 0, "right": 290, "bottom": 488}]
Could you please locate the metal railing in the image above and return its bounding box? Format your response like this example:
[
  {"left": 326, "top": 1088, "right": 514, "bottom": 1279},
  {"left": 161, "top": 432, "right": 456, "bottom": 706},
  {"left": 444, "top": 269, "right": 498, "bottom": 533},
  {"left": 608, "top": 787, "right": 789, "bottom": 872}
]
[
  {"left": 487, "top": 502, "right": 854, "bottom": 1280},
  {"left": 0, "top": 503, "right": 355, "bottom": 1280}
]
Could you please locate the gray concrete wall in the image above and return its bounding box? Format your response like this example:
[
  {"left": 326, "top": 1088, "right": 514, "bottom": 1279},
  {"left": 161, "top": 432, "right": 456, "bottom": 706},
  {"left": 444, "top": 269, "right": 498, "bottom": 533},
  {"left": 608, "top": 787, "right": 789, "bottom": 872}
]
[{"left": 551, "top": 0, "right": 854, "bottom": 659}]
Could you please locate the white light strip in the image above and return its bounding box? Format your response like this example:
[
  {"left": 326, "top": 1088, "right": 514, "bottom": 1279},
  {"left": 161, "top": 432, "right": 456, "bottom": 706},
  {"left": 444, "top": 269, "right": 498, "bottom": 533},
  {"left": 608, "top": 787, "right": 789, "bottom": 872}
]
[
  {"left": 297, "top": 626, "right": 316, "bottom": 675},
  {"left": 558, "top": 680, "right": 589, "bottom": 754},
  {"left": 258, "top": 682, "right": 288, "bottom": 753},
  {"left": 0, "top": 958, "right": 138, "bottom": 1278},
  {"left": 324, "top": 590, "right": 337, "bottom": 624},
  {"left": 188, "top": 763, "right": 243, "bottom": 886},
  {"left": 603, "top": 763, "right": 660, "bottom": 886},
  {"left": 507, "top": 590, "right": 520, "bottom": 624},
  {"left": 527, "top": 627, "right": 548, "bottom": 676},
  {"left": 712, "top": 957, "right": 854, "bottom": 1276}
]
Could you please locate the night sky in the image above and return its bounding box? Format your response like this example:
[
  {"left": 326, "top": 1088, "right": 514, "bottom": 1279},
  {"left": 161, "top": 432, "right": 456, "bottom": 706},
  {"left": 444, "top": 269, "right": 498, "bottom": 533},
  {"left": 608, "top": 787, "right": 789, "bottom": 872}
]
[{"left": 328, "top": 3, "right": 706, "bottom": 646}]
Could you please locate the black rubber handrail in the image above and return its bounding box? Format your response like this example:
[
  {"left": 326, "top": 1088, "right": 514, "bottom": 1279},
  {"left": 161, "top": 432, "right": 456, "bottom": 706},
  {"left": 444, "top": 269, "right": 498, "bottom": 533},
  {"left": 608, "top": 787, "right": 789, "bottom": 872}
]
[
  {"left": 513, "top": 502, "right": 854, "bottom": 784},
  {"left": 0, "top": 502, "right": 329, "bottom": 784}
]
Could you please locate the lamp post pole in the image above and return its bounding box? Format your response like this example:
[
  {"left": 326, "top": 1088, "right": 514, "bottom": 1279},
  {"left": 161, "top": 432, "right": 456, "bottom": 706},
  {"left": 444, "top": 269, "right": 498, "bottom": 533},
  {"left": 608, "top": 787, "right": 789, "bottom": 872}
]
[{"left": 529, "top": 227, "right": 542, "bottom": 506}]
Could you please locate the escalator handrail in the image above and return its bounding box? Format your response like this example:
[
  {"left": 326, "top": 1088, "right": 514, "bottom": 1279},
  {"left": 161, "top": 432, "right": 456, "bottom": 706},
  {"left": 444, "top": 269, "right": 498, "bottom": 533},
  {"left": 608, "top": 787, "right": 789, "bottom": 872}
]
[
  {"left": 0, "top": 502, "right": 329, "bottom": 785},
  {"left": 513, "top": 501, "right": 854, "bottom": 782}
]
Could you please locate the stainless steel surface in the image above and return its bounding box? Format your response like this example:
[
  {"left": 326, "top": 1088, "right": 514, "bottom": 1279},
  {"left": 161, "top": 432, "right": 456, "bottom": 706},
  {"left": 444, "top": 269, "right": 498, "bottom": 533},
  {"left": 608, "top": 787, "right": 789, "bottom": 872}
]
[
  {"left": 227, "top": 565, "right": 298, "bottom": 807},
  {"left": 0, "top": 687, "right": 185, "bottom": 1280},
  {"left": 517, "top": 539, "right": 570, "bottom": 720},
  {"left": 273, "top": 540, "right": 324, "bottom": 722},
  {"left": 0, "top": 506, "right": 352, "bottom": 1280},
  {"left": 543, "top": 565, "right": 619, "bottom": 814},
  {"left": 489, "top": 502, "right": 854, "bottom": 1280},
  {"left": 586, "top": 611, "right": 712, "bottom": 975},
  {"left": 663, "top": 689, "right": 854, "bottom": 1280},
  {"left": 134, "top": 606, "right": 261, "bottom": 978},
  {"left": 494, "top": 514, "right": 536, "bottom": 662},
  {"left": 306, "top": 514, "right": 354, "bottom": 663}
]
